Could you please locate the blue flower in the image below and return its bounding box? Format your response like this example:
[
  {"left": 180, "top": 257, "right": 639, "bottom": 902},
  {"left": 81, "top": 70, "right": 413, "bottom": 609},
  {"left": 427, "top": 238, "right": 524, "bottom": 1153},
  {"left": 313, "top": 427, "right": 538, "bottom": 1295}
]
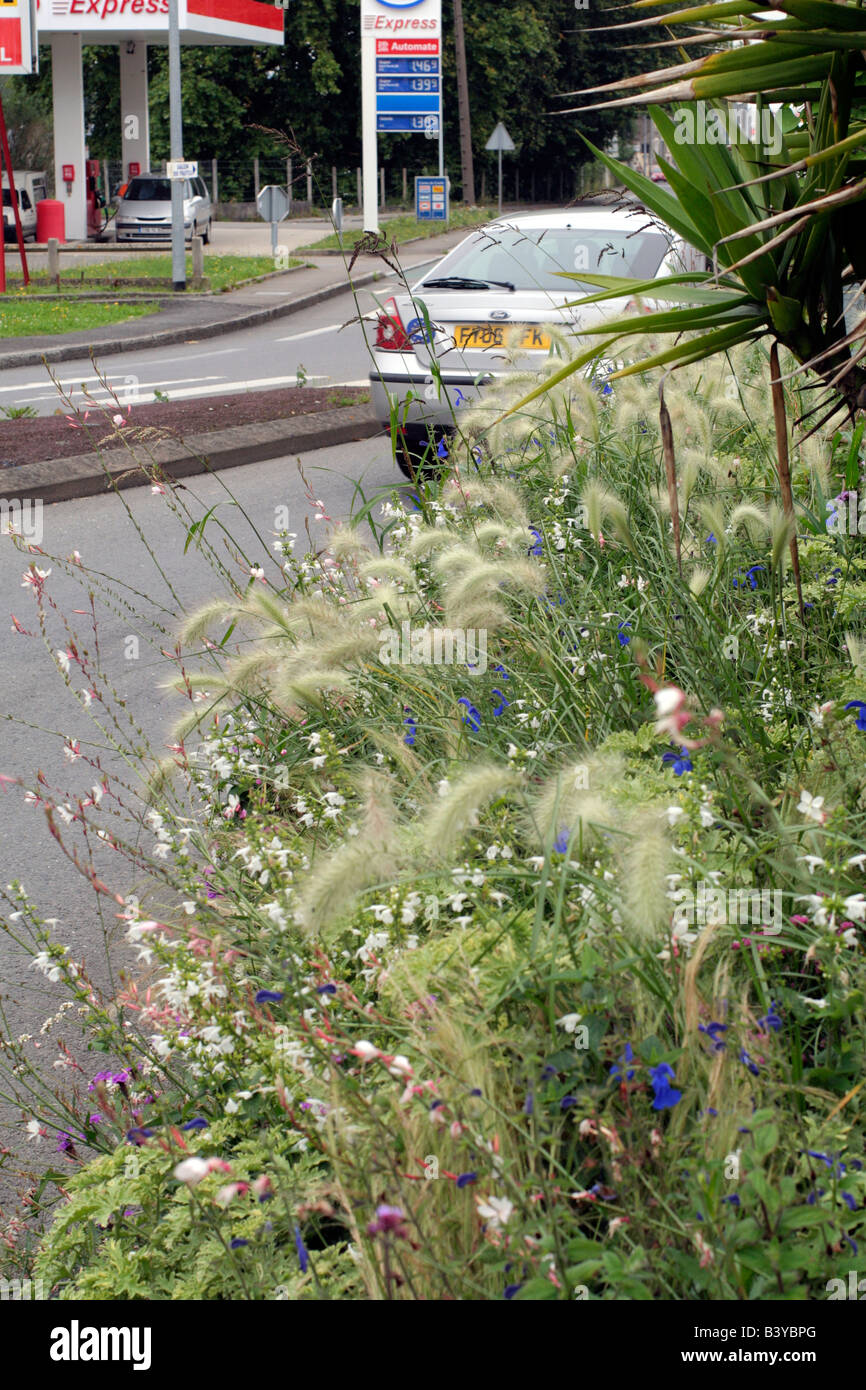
[
  {"left": 456, "top": 1172, "right": 477, "bottom": 1188},
  {"left": 705, "top": 534, "right": 717, "bottom": 546},
  {"left": 458, "top": 698, "right": 482, "bottom": 732},
  {"left": 126, "top": 1128, "right": 155, "bottom": 1145},
  {"left": 844, "top": 1235, "right": 859, "bottom": 1255},
  {"left": 504, "top": 1283, "right": 523, "bottom": 1299},
  {"left": 757, "top": 1001, "right": 783, "bottom": 1034},
  {"left": 554, "top": 827, "right": 570, "bottom": 854},
  {"left": 255, "top": 989, "right": 284, "bottom": 1004},
  {"left": 845, "top": 701, "right": 866, "bottom": 732},
  {"left": 523, "top": 1092, "right": 534, "bottom": 1116},
  {"left": 699, "top": 1021, "right": 728, "bottom": 1052},
  {"left": 230, "top": 1238, "right": 249, "bottom": 1249},
  {"left": 403, "top": 708, "right": 418, "bottom": 746},
  {"left": 492, "top": 664, "right": 510, "bottom": 680},
  {"left": 806, "top": 1188, "right": 826, "bottom": 1205},
  {"left": 722, "top": 1193, "right": 741, "bottom": 1207},
  {"left": 453, "top": 389, "right": 467, "bottom": 408},
  {"left": 826, "top": 567, "right": 842, "bottom": 587},
  {"left": 610, "top": 1043, "right": 636, "bottom": 1082},
  {"left": 617, "top": 621, "right": 632, "bottom": 647},
  {"left": 294, "top": 1224, "right": 309, "bottom": 1272},
  {"left": 560, "top": 1095, "right": 578, "bottom": 1110},
  {"left": 436, "top": 436, "right": 449, "bottom": 460},
  {"left": 733, "top": 565, "right": 765, "bottom": 590},
  {"left": 841, "top": 1191, "right": 858, "bottom": 1212},
  {"left": 181, "top": 1117, "right": 208, "bottom": 1131},
  {"left": 317, "top": 982, "right": 337, "bottom": 995},
  {"left": 491, "top": 688, "right": 509, "bottom": 716},
  {"left": 662, "top": 747, "right": 693, "bottom": 776},
  {"left": 739, "top": 1048, "right": 760, "bottom": 1076},
  {"left": 528, "top": 527, "right": 543, "bottom": 558},
  {"left": 649, "top": 1062, "right": 682, "bottom": 1110}
]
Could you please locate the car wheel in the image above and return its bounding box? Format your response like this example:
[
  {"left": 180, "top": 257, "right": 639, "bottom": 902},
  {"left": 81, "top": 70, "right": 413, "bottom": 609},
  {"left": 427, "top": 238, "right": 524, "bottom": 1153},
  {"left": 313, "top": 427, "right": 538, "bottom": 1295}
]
[
  {"left": 202, "top": 219, "right": 211, "bottom": 245},
  {"left": 394, "top": 430, "right": 444, "bottom": 482}
]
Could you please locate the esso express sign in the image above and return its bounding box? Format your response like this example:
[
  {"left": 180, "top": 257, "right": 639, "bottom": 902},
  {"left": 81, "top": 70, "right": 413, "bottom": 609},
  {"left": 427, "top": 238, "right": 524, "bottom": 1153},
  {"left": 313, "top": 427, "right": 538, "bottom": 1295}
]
[{"left": 361, "top": 0, "right": 440, "bottom": 36}]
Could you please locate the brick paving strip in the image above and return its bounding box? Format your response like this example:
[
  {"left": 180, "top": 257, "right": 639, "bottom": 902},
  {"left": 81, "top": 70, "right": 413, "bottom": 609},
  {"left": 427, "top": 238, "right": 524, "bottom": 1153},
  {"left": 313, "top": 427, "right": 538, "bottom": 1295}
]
[{"left": 0, "top": 386, "right": 383, "bottom": 504}]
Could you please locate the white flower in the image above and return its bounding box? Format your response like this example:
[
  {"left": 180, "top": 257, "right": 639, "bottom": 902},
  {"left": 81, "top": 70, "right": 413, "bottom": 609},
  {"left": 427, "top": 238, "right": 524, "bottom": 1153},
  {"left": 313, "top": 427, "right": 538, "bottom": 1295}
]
[
  {"left": 699, "top": 804, "right": 714, "bottom": 828},
  {"left": 352, "top": 1040, "right": 381, "bottom": 1062},
  {"left": 173, "top": 1157, "right": 211, "bottom": 1186},
  {"left": 476, "top": 1194, "right": 514, "bottom": 1229},
  {"left": 56, "top": 650, "right": 70, "bottom": 674},
  {"left": 798, "top": 790, "right": 826, "bottom": 823},
  {"left": 665, "top": 806, "right": 685, "bottom": 827},
  {"left": 25, "top": 1119, "right": 44, "bottom": 1142},
  {"left": 798, "top": 854, "right": 826, "bottom": 875},
  {"left": 847, "top": 854, "right": 866, "bottom": 870},
  {"left": 388, "top": 1055, "right": 413, "bottom": 1078},
  {"left": 843, "top": 894, "right": 866, "bottom": 923},
  {"left": 557, "top": 1013, "right": 582, "bottom": 1033}
]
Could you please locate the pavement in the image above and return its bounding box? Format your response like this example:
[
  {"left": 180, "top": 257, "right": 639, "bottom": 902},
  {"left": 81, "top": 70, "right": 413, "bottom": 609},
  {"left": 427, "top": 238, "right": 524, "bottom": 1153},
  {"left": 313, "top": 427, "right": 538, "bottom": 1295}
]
[{"left": 0, "top": 224, "right": 471, "bottom": 370}]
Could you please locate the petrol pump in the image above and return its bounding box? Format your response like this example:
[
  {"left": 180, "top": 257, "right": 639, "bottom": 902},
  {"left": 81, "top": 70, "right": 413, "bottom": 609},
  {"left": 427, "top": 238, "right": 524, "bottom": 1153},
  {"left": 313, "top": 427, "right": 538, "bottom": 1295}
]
[{"left": 85, "top": 158, "right": 105, "bottom": 237}]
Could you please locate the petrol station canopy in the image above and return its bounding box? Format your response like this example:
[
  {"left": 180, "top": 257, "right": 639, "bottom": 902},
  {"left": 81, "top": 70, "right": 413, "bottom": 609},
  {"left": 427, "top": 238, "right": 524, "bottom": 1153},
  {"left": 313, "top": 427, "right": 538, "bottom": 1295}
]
[{"left": 34, "top": 0, "right": 284, "bottom": 46}]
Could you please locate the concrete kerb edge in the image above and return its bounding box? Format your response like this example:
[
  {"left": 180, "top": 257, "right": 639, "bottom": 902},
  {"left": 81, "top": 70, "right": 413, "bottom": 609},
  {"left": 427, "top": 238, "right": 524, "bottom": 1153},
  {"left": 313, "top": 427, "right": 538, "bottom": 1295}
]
[
  {"left": 0, "top": 268, "right": 386, "bottom": 370},
  {"left": 0, "top": 405, "right": 384, "bottom": 505}
]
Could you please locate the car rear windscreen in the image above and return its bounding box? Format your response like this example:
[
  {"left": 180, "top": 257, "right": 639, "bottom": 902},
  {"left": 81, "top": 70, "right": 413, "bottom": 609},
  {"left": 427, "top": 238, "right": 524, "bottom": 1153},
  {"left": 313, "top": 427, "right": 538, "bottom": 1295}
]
[
  {"left": 425, "top": 225, "right": 670, "bottom": 292},
  {"left": 124, "top": 179, "right": 172, "bottom": 201}
]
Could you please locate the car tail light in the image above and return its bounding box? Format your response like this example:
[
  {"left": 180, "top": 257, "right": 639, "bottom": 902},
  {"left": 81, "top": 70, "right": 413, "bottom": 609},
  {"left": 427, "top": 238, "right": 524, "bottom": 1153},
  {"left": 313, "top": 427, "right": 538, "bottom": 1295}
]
[
  {"left": 375, "top": 297, "right": 412, "bottom": 352},
  {"left": 625, "top": 298, "right": 654, "bottom": 314}
]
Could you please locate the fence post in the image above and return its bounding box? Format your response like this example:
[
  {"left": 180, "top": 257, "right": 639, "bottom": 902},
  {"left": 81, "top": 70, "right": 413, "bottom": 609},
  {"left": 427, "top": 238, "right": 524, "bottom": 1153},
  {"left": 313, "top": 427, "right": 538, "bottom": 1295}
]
[
  {"left": 402, "top": 166, "right": 408, "bottom": 204},
  {"left": 481, "top": 168, "right": 486, "bottom": 203},
  {"left": 515, "top": 165, "right": 519, "bottom": 206},
  {"left": 306, "top": 161, "right": 313, "bottom": 206},
  {"left": 332, "top": 165, "right": 338, "bottom": 201},
  {"left": 380, "top": 167, "right": 385, "bottom": 209},
  {"left": 356, "top": 166, "right": 362, "bottom": 208},
  {"left": 47, "top": 237, "right": 60, "bottom": 284},
  {"left": 253, "top": 156, "right": 260, "bottom": 201},
  {"left": 211, "top": 158, "right": 218, "bottom": 206}
]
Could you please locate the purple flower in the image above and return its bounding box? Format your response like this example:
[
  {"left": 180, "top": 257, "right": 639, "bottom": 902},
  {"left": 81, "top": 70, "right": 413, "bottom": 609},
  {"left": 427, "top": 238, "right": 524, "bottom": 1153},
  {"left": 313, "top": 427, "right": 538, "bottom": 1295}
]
[
  {"left": 845, "top": 701, "right": 866, "bottom": 732},
  {"left": 230, "top": 1238, "right": 249, "bottom": 1249},
  {"left": 504, "top": 1283, "right": 523, "bottom": 1299},
  {"left": 367, "top": 1205, "right": 409, "bottom": 1238},
  {"left": 733, "top": 565, "right": 765, "bottom": 591},
  {"left": 491, "top": 689, "right": 509, "bottom": 716},
  {"left": 182, "top": 1117, "right": 207, "bottom": 1131},
  {"left": 554, "top": 827, "right": 570, "bottom": 854},
  {"left": 403, "top": 708, "right": 418, "bottom": 746},
  {"left": 739, "top": 1048, "right": 760, "bottom": 1076},
  {"left": 528, "top": 527, "right": 543, "bottom": 558},
  {"left": 255, "top": 989, "right": 284, "bottom": 1004},
  {"left": 722, "top": 1194, "right": 740, "bottom": 1207},
  {"left": 456, "top": 1172, "right": 477, "bottom": 1188},
  {"left": 492, "top": 664, "right": 510, "bottom": 680},
  {"left": 841, "top": 1192, "right": 858, "bottom": 1212},
  {"left": 317, "top": 983, "right": 337, "bottom": 995},
  {"left": 523, "top": 1092, "right": 534, "bottom": 1116},
  {"left": 649, "top": 1062, "right": 682, "bottom": 1111},
  {"left": 436, "top": 437, "right": 449, "bottom": 460},
  {"left": 294, "top": 1224, "right": 309, "bottom": 1272},
  {"left": 560, "top": 1096, "right": 577, "bottom": 1110},
  {"left": 617, "top": 621, "right": 632, "bottom": 647},
  {"left": 126, "top": 1127, "right": 155, "bottom": 1145}
]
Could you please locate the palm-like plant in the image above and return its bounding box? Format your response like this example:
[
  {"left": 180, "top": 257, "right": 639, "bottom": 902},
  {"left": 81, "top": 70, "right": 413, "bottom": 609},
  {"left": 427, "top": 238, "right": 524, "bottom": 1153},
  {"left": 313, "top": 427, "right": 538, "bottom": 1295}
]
[{"left": 504, "top": 0, "right": 866, "bottom": 607}]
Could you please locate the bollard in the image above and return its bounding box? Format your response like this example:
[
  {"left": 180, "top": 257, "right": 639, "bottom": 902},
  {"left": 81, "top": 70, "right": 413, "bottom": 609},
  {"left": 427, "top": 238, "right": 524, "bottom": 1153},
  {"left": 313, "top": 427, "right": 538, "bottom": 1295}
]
[
  {"left": 47, "top": 237, "right": 61, "bottom": 286},
  {"left": 191, "top": 235, "right": 204, "bottom": 290}
]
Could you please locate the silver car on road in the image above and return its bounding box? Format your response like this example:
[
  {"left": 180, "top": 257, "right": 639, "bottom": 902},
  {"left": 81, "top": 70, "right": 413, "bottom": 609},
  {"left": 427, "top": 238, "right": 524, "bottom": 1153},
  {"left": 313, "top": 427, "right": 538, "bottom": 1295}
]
[{"left": 368, "top": 206, "right": 696, "bottom": 475}]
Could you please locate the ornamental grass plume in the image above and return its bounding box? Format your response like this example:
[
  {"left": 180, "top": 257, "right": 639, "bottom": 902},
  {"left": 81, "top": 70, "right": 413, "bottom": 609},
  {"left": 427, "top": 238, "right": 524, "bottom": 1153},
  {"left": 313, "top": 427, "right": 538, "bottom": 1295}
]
[
  {"left": 621, "top": 813, "right": 676, "bottom": 941},
  {"left": 295, "top": 771, "right": 400, "bottom": 934},
  {"left": 411, "top": 763, "right": 524, "bottom": 864},
  {"left": 529, "top": 754, "right": 623, "bottom": 856}
]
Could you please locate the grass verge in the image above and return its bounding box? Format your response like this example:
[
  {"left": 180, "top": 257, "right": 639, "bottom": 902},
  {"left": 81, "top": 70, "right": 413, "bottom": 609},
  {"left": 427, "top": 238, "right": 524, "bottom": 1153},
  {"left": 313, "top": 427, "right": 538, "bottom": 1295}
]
[
  {"left": 0, "top": 299, "right": 159, "bottom": 339},
  {"left": 297, "top": 206, "right": 493, "bottom": 252}
]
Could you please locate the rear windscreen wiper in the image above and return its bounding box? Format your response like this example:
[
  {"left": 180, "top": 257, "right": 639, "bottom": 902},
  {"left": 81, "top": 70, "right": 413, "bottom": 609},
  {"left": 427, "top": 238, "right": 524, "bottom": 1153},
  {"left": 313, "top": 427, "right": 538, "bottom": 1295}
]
[{"left": 422, "top": 276, "right": 516, "bottom": 291}]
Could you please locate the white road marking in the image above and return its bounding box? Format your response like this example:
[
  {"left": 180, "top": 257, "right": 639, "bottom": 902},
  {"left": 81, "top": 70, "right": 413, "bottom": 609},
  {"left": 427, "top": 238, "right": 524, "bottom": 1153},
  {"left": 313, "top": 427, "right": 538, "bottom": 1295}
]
[{"left": 274, "top": 324, "right": 344, "bottom": 344}]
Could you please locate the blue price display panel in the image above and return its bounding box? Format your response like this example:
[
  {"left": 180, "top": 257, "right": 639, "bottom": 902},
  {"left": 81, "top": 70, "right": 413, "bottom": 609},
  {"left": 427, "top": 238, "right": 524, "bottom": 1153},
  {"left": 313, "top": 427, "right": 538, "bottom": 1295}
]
[
  {"left": 377, "top": 114, "right": 440, "bottom": 133},
  {"left": 376, "top": 58, "right": 440, "bottom": 75},
  {"left": 376, "top": 93, "right": 440, "bottom": 113},
  {"left": 376, "top": 76, "right": 440, "bottom": 94}
]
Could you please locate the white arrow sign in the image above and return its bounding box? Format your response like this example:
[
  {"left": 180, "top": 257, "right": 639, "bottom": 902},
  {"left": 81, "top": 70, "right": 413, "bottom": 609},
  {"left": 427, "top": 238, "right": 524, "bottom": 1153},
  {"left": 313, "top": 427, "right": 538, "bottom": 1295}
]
[{"left": 485, "top": 122, "right": 515, "bottom": 153}]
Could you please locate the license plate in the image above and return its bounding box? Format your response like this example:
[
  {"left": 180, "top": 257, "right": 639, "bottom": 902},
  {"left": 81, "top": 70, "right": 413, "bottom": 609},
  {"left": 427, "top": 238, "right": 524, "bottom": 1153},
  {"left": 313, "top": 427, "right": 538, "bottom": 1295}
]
[{"left": 453, "top": 323, "right": 551, "bottom": 351}]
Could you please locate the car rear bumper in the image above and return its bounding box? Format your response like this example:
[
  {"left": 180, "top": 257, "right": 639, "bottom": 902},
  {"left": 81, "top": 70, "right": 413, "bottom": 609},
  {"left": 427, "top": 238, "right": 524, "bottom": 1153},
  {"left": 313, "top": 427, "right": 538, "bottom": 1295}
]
[{"left": 369, "top": 358, "right": 498, "bottom": 433}]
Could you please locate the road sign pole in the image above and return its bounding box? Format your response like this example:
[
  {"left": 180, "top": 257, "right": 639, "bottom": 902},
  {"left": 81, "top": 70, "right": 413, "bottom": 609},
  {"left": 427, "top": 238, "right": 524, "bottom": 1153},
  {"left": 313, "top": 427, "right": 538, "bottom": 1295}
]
[
  {"left": 168, "top": 0, "right": 186, "bottom": 291},
  {"left": 498, "top": 147, "right": 503, "bottom": 216}
]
